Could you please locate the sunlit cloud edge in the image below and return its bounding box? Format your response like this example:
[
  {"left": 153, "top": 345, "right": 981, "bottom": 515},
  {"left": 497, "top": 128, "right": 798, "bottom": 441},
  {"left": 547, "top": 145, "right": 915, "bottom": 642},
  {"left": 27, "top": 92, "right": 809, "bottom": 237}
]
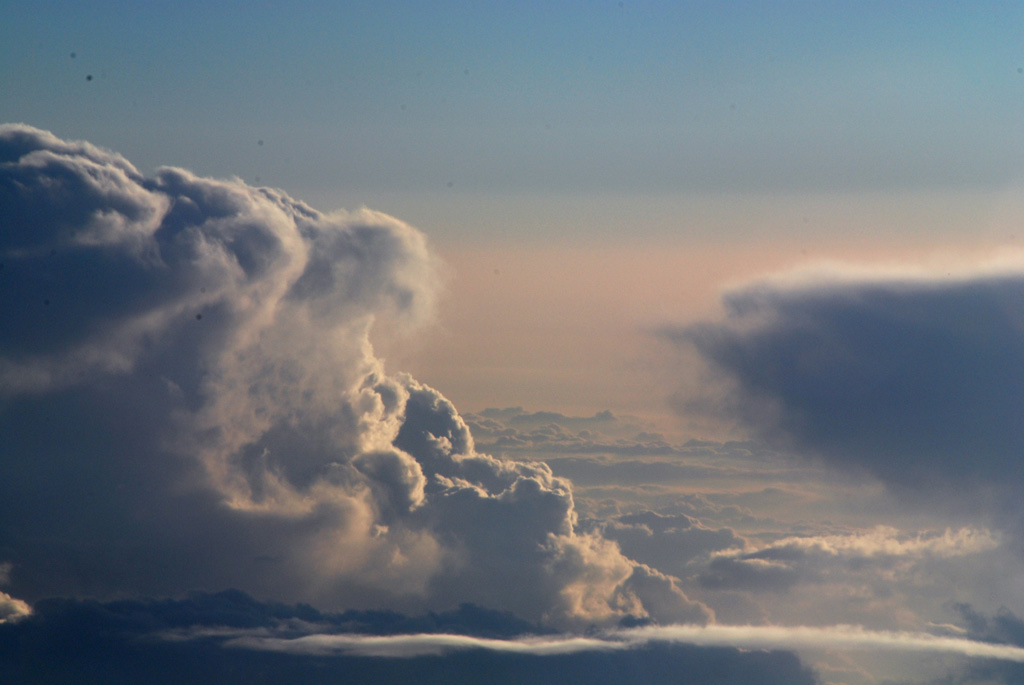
[{"left": 217, "top": 623, "right": 1024, "bottom": 662}]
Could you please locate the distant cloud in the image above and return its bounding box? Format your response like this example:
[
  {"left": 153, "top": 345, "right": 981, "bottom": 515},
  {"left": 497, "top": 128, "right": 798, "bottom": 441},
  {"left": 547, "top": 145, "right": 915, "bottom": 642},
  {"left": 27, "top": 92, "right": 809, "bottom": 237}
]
[
  {"left": 665, "top": 263, "right": 1024, "bottom": 491},
  {"left": 699, "top": 525, "right": 999, "bottom": 593},
  {"left": 628, "top": 623, "right": 1024, "bottom": 664},
  {"left": 0, "top": 125, "right": 706, "bottom": 627},
  {"left": 591, "top": 511, "right": 743, "bottom": 578},
  {"left": 745, "top": 525, "right": 1000, "bottom": 559}
]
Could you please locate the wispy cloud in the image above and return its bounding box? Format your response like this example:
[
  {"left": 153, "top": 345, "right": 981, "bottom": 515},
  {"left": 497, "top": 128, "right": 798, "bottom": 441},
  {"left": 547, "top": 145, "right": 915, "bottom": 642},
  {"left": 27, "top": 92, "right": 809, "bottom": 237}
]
[
  {"left": 717, "top": 525, "right": 1000, "bottom": 562},
  {"left": 227, "top": 632, "right": 625, "bottom": 657},
  {"left": 225, "top": 622, "right": 1024, "bottom": 663}
]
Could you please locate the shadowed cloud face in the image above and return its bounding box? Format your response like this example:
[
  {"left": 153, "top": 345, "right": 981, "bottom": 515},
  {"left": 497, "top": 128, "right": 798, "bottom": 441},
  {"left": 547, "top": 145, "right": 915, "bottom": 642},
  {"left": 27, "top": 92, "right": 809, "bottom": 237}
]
[
  {"left": 0, "top": 125, "right": 708, "bottom": 627},
  {"left": 665, "top": 267, "right": 1024, "bottom": 491}
]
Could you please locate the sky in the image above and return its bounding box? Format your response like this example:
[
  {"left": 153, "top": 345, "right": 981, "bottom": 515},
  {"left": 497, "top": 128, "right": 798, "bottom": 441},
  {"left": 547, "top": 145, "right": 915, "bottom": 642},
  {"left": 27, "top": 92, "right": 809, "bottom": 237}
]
[{"left": 2, "top": 2, "right": 1024, "bottom": 683}]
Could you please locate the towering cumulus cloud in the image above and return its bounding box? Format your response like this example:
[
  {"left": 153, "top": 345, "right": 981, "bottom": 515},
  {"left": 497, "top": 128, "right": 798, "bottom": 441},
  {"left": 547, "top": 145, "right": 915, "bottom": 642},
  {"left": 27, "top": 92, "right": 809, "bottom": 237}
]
[{"left": 0, "top": 125, "right": 707, "bottom": 627}]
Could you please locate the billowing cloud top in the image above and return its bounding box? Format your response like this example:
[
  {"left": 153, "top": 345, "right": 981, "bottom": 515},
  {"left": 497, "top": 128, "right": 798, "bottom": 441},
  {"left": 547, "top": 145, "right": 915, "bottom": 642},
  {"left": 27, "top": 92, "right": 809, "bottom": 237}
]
[{"left": 0, "top": 125, "right": 707, "bottom": 628}]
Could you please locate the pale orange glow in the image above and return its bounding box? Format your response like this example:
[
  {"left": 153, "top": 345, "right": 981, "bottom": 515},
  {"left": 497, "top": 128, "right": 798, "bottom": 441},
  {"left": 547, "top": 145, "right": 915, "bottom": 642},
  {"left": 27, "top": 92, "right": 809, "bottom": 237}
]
[{"left": 375, "top": 218, "right": 1024, "bottom": 430}]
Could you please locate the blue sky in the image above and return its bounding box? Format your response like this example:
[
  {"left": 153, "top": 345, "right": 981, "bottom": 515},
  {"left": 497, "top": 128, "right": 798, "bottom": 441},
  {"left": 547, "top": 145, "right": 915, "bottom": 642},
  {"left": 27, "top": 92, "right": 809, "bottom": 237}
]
[
  {"left": 3, "top": 3, "right": 1024, "bottom": 684},
  {"left": 4, "top": 1, "right": 1022, "bottom": 221}
]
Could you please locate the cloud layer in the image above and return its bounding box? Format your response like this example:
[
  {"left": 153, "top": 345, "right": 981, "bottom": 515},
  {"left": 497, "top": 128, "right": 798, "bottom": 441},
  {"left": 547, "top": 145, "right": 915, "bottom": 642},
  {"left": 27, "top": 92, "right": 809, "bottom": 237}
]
[
  {"left": 0, "top": 592, "right": 813, "bottom": 685},
  {"left": 0, "top": 125, "right": 706, "bottom": 626}
]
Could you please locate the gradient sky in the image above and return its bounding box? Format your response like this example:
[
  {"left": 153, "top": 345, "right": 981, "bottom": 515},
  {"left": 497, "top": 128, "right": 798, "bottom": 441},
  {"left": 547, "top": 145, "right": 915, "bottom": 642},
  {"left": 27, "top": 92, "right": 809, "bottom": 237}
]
[
  {"left": 8, "top": 0, "right": 1024, "bottom": 418},
  {"left": 3, "top": 3, "right": 1024, "bottom": 684},
  {"left": 5, "top": 1, "right": 1023, "bottom": 216}
]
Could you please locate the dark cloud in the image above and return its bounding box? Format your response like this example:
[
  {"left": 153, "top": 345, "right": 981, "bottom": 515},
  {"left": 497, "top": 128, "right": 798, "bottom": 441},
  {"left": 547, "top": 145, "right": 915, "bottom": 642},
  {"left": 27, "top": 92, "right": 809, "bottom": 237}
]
[
  {"left": 666, "top": 268, "right": 1024, "bottom": 491},
  {"left": 0, "top": 125, "right": 707, "bottom": 627},
  {"left": 944, "top": 604, "right": 1024, "bottom": 683},
  {"left": 954, "top": 603, "right": 1024, "bottom": 648},
  {"left": 465, "top": 408, "right": 675, "bottom": 456}
]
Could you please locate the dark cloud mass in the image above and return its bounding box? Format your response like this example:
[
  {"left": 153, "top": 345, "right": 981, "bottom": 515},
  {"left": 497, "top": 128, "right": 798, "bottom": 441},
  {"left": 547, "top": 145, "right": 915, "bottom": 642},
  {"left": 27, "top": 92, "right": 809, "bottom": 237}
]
[
  {"left": 0, "top": 125, "right": 709, "bottom": 630},
  {"left": 944, "top": 604, "right": 1024, "bottom": 683},
  {"left": 667, "top": 269, "right": 1024, "bottom": 490}
]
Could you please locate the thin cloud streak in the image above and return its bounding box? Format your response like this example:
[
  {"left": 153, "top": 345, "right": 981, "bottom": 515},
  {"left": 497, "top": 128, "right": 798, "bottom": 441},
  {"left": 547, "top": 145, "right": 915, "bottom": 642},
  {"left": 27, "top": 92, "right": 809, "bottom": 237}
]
[
  {"left": 632, "top": 624, "right": 1024, "bottom": 662},
  {"left": 226, "top": 623, "right": 1024, "bottom": 663},
  {"left": 227, "top": 632, "right": 624, "bottom": 658}
]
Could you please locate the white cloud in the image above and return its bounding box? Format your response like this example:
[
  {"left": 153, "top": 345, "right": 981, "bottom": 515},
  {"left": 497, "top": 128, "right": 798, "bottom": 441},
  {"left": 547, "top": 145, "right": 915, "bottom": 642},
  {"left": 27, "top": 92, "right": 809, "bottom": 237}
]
[
  {"left": 224, "top": 622, "right": 1024, "bottom": 663},
  {"left": 719, "top": 525, "right": 1000, "bottom": 561},
  {"left": 632, "top": 623, "right": 1024, "bottom": 663},
  {"left": 227, "top": 632, "right": 625, "bottom": 658}
]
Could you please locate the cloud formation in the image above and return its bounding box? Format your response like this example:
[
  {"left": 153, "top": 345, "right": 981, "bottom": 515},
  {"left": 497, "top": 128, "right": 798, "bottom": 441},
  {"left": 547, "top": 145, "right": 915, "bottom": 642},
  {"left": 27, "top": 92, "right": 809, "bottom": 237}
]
[
  {"left": 665, "top": 263, "right": 1024, "bottom": 491},
  {"left": 0, "top": 125, "right": 706, "bottom": 626}
]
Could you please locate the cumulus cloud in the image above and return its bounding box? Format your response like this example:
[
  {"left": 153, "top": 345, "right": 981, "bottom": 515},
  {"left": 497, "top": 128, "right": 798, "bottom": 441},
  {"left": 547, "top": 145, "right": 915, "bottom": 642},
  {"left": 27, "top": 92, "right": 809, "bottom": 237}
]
[
  {"left": 665, "top": 262, "right": 1024, "bottom": 491},
  {"left": 0, "top": 124, "right": 708, "bottom": 627}
]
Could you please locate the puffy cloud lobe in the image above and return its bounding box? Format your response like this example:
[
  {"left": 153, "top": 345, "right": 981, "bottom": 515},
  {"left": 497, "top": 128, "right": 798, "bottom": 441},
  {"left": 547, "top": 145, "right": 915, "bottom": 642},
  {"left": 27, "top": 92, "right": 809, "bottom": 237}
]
[
  {"left": 394, "top": 381, "right": 711, "bottom": 625},
  {"left": 0, "top": 593, "right": 31, "bottom": 624},
  {"left": 0, "top": 125, "right": 706, "bottom": 627},
  {"left": 666, "top": 266, "right": 1024, "bottom": 490}
]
